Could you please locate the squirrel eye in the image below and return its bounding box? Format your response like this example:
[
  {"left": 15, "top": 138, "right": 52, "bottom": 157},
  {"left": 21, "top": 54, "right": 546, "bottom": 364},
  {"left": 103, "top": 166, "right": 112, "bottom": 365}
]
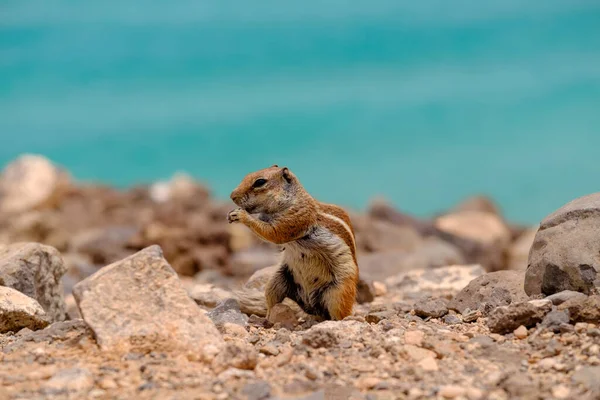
[{"left": 252, "top": 178, "right": 267, "bottom": 188}]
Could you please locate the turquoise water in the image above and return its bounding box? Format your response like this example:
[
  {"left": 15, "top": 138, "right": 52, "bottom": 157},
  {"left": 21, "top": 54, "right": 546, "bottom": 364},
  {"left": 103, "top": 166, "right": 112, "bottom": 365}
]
[{"left": 1, "top": 1, "right": 600, "bottom": 224}]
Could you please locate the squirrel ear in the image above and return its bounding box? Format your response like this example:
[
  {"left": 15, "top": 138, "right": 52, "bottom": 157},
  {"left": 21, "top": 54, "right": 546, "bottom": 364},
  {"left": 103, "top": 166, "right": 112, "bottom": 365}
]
[
  {"left": 281, "top": 167, "right": 293, "bottom": 183},
  {"left": 271, "top": 164, "right": 278, "bottom": 168}
]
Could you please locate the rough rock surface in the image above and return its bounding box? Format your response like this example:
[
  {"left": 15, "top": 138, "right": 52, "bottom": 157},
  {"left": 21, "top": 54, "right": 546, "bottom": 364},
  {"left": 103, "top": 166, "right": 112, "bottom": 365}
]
[
  {"left": 72, "top": 245, "right": 223, "bottom": 355},
  {"left": 0, "top": 242, "right": 68, "bottom": 322},
  {"left": 487, "top": 300, "right": 552, "bottom": 333},
  {"left": 525, "top": 193, "right": 600, "bottom": 296},
  {"left": 0, "top": 286, "right": 49, "bottom": 333},
  {"left": 449, "top": 270, "right": 529, "bottom": 315}
]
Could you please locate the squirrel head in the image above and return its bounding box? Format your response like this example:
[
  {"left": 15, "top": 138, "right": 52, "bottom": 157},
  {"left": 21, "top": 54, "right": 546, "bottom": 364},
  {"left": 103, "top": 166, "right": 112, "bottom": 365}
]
[{"left": 230, "top": 165, "right": 300, "bottom": 214}]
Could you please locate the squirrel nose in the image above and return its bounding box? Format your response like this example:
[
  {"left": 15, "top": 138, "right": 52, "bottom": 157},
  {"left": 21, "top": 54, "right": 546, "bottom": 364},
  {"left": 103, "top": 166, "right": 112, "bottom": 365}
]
[{"left": 230, "top": 191, "right": 241, "bottom": 204}]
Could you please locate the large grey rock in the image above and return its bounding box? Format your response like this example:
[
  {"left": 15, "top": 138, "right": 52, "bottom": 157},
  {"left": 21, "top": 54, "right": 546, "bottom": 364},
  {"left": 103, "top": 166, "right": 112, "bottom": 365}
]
[
  {"left": 449, "top": 270, "right": 529, "bottom": 315},
  {"left": 0, "top": 242, "right": 68, "bottom": 322},
  {"left": 73, "top": 245, "right": 223, "bottom": 356},
  {"left": 0, "top": 286, "right": 49, "bottom": 333},
  {"left": 525, "top": 193, "right": 600, "bottom": 296},
  {"left": 0, "top": 154, "right": 70, "bottom": 214}
]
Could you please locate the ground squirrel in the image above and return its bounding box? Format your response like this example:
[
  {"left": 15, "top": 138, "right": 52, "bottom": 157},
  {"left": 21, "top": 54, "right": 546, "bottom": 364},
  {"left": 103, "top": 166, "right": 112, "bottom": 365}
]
[{"left": 228, "top": 165, "right": 358, "bottom": 320}]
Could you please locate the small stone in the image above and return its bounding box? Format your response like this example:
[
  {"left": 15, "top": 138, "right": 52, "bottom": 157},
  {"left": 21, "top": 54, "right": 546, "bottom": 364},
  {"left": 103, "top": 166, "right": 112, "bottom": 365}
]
[
  {"left": 466, "top": 388, "right": 484, "bottom": 400},
  {"left": 462, "top": 309, "right": 482, "bottom": 323},
  {"left": 404, "top": 345, "right": 437, "bottom": 361},
  {"left": 413, "top": 297, "right": 448, "bottom": 318},
  {"left": 98, "top": 378, "right": 118, "bottom": 390},
  {"left": 418, "top": 357, "right": 439, "bottom": 371},
  {"left": 373, "top": 281, "right": 387, "bottom": 296},
  {"left": 514, "top": 325, "right": 528, "bottom": 339},
  {"left": 207, "top": 298, "right": 249, "bottom": 328},
  {"left": 551, "top": 385, "right": 570, "bottom": 399},
  {"left": 222, "top": 323, "right": 249, "bottom": 338},
  {"left": 212, "top": 343, "right": 258, "bottom": 373},
  {"left": 487, "top": 301, "right": 551, "bottom": 334},
  {"left": 302, "top": 327, "right": 338, "bottom": 348},
  {"left": 0, "top": 286, "right": 49, "bottom": 333},
  {"left": 575, "top": 322, "right": 589, "bottom": 333},
  {"left": 439, "top": 385, "right": 465, "bottom": 398},
  {"left": 541, "top": 310, "right": 570, "bottom": 333},
  {"left": 356, "top": 377, "right": 381, "bottom": 391},
  {"left": 267, "top": 303, "right": 298, "bottom": 330},
  {"left": 443, "top": 314, "right": 461, "bottom": 325},
  {"left": 366, "top": 310, "right": 395, "bottom": 324},
  {"left": 259, "top": 344, "right": 279, "bottom": 356},
  {"left": 404, "top": 330, "right": 425, "bottom": 347}
]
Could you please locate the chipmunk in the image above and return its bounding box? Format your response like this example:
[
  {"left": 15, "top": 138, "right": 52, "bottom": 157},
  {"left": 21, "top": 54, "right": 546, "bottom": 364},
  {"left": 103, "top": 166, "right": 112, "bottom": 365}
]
[{"left": 227, "top": 165, "right": 358, "bottom": 321}]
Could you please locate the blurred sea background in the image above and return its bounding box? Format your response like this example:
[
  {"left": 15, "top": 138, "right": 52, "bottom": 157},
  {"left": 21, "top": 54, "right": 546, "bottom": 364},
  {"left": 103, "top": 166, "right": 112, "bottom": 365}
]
[{"left": 1, "top": 0, "right": 599, "bottom": 224}]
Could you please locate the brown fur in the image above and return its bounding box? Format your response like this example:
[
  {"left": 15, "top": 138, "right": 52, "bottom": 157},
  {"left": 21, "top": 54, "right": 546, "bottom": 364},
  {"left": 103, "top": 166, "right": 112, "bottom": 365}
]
[{"left": 228, "top": 165, "right": 359, "bottom": 320}]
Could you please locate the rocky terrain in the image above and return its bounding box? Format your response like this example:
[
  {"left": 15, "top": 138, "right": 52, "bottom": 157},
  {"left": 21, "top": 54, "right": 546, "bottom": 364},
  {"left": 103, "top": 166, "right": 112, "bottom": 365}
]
[{"left": 0, "top": 154, "right": 599, "bottom": 400}]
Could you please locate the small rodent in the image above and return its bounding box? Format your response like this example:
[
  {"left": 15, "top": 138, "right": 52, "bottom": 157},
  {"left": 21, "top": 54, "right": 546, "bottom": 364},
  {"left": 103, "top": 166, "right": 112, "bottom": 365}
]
[{"left": 228, "top": 165, "right": 358, "bottom": 321}]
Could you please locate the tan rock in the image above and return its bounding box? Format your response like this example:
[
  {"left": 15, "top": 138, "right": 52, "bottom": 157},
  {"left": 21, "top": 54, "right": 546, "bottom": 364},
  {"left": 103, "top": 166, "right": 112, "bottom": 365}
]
[
  {"left": 417, "top": 357, "right": 439, "bottom": 371},
  {"left": 0, "top": 286, "right": 49, "bottom": 333},
  {"left": 73, "top": 246, "right": 223, "bottom": 356},
  {"left": 372, "top": 281, "right": 387, "bottom": 296},
  {"left": 513, "top": 325, "right": 528, "bottom": 339},
  {"left": 403, "top": 344, "right": 436, "bottom": 361},
  {"left": 436, "top": 211, "right": 511, "bottom": 247},
  {"left": 552, "top": 385, "right": 570, "bottom": 399},
  {"left": 267, "top": 303, "right": 298, "bottom": 330},
  {"left": 404, "top": 330, "right": 425, "bottom": 347},
  {"left": 439, "top": 385, "right": 466, "bottom": 399},
  {"left": 507, "top": 228, "right": 536, "bottom": 270}
]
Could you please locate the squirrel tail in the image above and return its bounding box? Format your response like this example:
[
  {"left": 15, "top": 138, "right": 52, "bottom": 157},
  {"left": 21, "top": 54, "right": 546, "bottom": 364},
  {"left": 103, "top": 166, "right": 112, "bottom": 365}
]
[{"left": 233, "top": 288, "right": 268, "bottom": 317}]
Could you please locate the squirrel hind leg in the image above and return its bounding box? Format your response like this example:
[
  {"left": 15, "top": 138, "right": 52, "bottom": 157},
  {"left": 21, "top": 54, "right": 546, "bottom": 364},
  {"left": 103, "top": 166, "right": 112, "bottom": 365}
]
[{"left": 314, "top": 279, "right": 356, "bottom": 321}]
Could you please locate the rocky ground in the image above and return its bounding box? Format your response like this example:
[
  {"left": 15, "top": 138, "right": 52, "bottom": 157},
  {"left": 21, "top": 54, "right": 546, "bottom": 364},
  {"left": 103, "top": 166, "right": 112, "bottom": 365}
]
[{"left": 0, "top": 155, "right": 599, "bottom": 400}]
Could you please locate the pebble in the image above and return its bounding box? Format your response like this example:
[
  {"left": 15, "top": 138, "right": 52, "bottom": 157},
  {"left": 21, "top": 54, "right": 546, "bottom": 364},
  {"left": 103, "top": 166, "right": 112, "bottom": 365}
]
[
  {"left": 551, "top": 385, "right": 570, "bottom": 399},
  {"left": 404, "top": 330, "right": 425, "bottom": 347},
  {"left": 443, "top": 314, "right": 462, "bottom": 325},
  {"left": 418, "top": 357, "right": 439, "bottom": 371},
  {"left": 356, "top": 377, "right": 381, "bottom": 390},
  {"left": 98, "top": 378, "right": 118, "bottom": 390},
  {"left": 259, "top": 345, "right": 279, "bottom": 356},
  {"left": 514, "top": 325, "right": 528, "bottom": 339},
  {"left": 466, "top": 387, "right": 484, "bottom": 400},
  {"left": 372, "top": 281, "right": 387, "bottom": 296},
  {"left": 439, "top": 385, "right": 465, "bottom": 398}
]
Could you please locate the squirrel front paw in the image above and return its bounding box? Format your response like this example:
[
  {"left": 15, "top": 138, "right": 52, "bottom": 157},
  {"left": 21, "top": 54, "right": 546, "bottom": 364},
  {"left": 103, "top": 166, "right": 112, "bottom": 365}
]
[{"left": 227, "top": 208, "right": 247, "bottom": 224}]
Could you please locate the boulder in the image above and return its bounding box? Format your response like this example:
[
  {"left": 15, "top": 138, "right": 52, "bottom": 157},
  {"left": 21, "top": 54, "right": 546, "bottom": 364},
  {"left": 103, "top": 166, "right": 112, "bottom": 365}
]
[
  {"left": 0, "top": 154, "right": 70, "bottom": 215},
  {"left": 0, "top": 286, "right": 49, "bottom": 333},
  {"left": 0, "top": 242, "right": 68, "bottom": 321},
  {"left": 72, "top": 245, "right": 223, "bottom": 356},
  {"left": 245, "top": 266, "right": 279, "bottom": 291},
  {"left": 525, "top": 193, "right": 600, "bottom": 296},
  {"left": 448, "top": 270, "right": 529, "bottom": 315}
]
